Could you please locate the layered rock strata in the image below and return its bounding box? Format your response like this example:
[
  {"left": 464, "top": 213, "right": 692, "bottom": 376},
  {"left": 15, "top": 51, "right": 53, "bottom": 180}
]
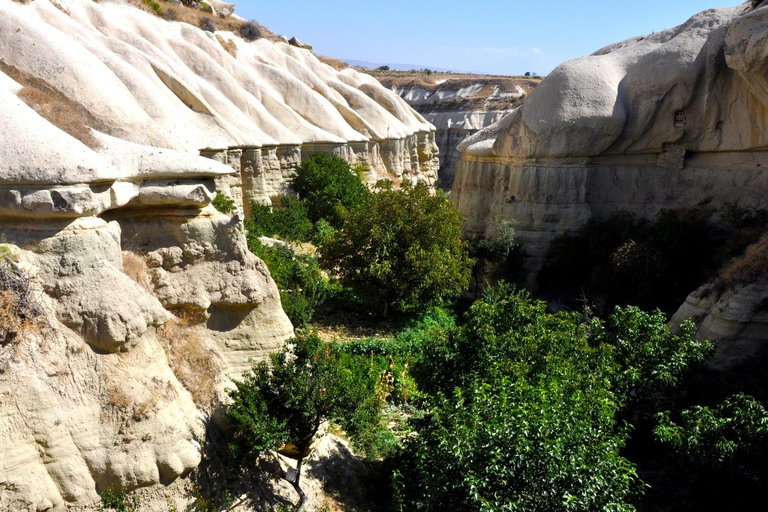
[
  {"left": 378, "top": 74, "right": 537, "bottom": 189},
  {"left": 0, "top": 0, "right": 439, "bottom": 508},
  {"left": 451, "top": 3, "right": 768, "bottom": 280}
]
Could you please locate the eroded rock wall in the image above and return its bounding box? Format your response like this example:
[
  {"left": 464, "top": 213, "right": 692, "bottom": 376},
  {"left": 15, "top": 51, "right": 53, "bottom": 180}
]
[
  {"left": 451, "top": 3, "right": 768, "bottom": 281},
  {"left": 0, "top": 0, "right": 447, "bottom": 507},
  {"left": 378, "top": 74, "right": 537, "bottom": 189}
]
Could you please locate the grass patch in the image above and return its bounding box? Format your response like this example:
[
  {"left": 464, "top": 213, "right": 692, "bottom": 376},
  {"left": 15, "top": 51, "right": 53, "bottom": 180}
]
[{"left": 157, "top": 317, "right": 223, "bottom": 411}]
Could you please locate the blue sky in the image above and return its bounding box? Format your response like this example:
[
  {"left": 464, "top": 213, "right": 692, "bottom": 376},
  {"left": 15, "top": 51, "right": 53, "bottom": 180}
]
[{"left": 236, "top": 1, "right": 745, "bottom": 75}]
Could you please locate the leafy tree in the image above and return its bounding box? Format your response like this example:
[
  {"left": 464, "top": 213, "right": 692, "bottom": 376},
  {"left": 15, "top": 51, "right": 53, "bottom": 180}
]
[
  {"left": 402, "top": 285, "right": 641, "bottom": 511},
  {"left": 470, "top": 217, "right": 525, "bottom": 295},
  {"left": 654, "top": 393, "right": 768, "bottom": 479},
  {"left": 290, "top": 152, "right": 370, "bottom": 228},
  {"left": 226, "top": 333, "right": 381, "bottom": 511},
  {"left": 247, "top": 238, "right": 328, "bottom": 328},
  {"left": 320, "top": 180, "right": 473, "bottom": 317},
  {"left": 590, "top": 306, "right": 713, "bottom": 420}
]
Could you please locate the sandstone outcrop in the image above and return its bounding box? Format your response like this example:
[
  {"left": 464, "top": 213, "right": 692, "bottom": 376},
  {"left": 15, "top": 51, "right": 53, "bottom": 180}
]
[
  {"left": 379, "top": 74, "right": 537, "bottom": 189},
  {"left": 451, "top": 2, "right": 768, "bottom": 280},
  {"left": 0, "top": 0, "right": 437, "bottom": 508}
]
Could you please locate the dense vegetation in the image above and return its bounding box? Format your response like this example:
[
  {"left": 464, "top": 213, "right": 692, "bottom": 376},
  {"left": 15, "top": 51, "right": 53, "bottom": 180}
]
[
  {"left": 539, "top": 206, "right": 768, "bottom": 315},
  {"left": 218, "top": 153, "right": 768, "bottom": 512}
]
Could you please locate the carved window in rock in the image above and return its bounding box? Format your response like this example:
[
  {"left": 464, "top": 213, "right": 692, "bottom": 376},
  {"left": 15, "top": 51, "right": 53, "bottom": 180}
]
[{"left": 674, "top": 110, "right": 687, "bottom": 128}]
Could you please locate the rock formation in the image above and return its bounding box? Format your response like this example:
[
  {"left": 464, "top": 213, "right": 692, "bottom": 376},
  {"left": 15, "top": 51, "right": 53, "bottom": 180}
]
[
  {"left": 451, "top": 2, "right": 768, "bottom": 280},
  {"left": 379, "top": 74, "right": 536, "bottom": 189},
  {"left": 0, "top": 0, "right": 437, "bottom": 508}
]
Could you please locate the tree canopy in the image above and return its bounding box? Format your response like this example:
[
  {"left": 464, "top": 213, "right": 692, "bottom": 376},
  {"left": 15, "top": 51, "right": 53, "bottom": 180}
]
[{"left": 320, "top": 180, "right": 473, "bottom": 317}]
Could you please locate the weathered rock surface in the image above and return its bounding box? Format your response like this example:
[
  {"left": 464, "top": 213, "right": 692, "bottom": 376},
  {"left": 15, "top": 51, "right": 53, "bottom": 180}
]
[
  {"left": 0, "top": 0, "right": 448, "bottom": 507},
  {"left": 379, "top": 74, "right": 537, "bottom": 189},
  {"left": 451, "top": 3, "right": 768, "bottom": 281}
]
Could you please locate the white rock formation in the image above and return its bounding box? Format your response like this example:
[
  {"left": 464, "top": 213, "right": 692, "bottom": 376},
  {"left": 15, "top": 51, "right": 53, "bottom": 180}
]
[
  {"left": 0, "top": 0, "right": 438, "bottom": 508},
  {"left": 451, "top": 3, "right": 768, "bottom": 280},
  {"left": 380, "top": 75, "right": 535, "bottom": 189}
]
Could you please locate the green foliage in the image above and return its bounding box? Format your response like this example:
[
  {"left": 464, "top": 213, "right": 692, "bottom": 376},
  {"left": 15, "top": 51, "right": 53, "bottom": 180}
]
[
  {"left": 226, "top": 332, "right": 382, "bottom": 461},
  {"left": 654, "top": 393, "right": 768, "bottom": 480},
  {"left": 320, "top": 181, "right": 472, "bottom": 317},
  {"left": 401, "top": 284, "right": 641, "bottom": 511},
  {"left": 270, "top": 196, "right": 314, "bottom": 242},
  {"left": 591, "top": 307, "right": 713, "bottom": 420},
  {"left": 376, "top": 65, "right": 390, "bottom": 71},
  {"left": 211, "top": 191, "right": 236, "bottom": 214},
  {"left": 471, "top": 217, "right": 526, "bottom": 291},
  {"left": 248, "top": 238, "right": 327, "bottom": 328},
  {"left": 100, "top": 487, "right": 140, "bottom": 512},
  {"left": 199, "top": 2, "right": 213, "bottom": 13},
  {"left": 290, "top": 152, "right": 370, "bottom": 228},
  {"left": 142, "top": 0, "right": 163, "bottom": 16}
]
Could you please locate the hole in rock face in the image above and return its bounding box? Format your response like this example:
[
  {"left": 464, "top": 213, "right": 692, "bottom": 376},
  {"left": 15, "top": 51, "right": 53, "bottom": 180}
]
[
  {"left": 716, "top": 121, "right": 724, "bottom": 131},
  {"left": 674, "top": 110, "right": 687, "bottom": 128},
  {"left": 50, "top": 191, "right": 68, "bottom": 211}
]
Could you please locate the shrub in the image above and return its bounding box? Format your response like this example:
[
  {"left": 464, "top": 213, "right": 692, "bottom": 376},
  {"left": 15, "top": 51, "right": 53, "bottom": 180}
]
[
  {"left": 226, "top": 332, "right": 382, "bottom": 510},
  {"left": 401, "top": 285, "right": 641, "bottom": 511},
  {"left": 248, "top": 238, "right": 327, "bottom": 328},
  {"left": 199, "top": 2, "right": 212, "bottom": 14},
  {"left": 655, "top": 393, "right": 768, "bottom": 480},
  {"left": 320, "top": 181, "right": 472, "bottom": 317},
  {"left": 239, "top": 21, "right": 264, "bottom": 41},
  {"left": 211, "top": 191, "right": 236, "bottom": 214},
  {"left": 100, "top": 487, "right": 140, "bottom": 512},
  {"left": 162, "top": 7, "right": 177, "bottom": 21},
  {"left": 142, "top": 0, "right": 163, "bottom": 16},
  {"left": 199, "top": 16, "right": 216, "bottom": 32},
  {"left": 290, "top": 152, "right": 371, "bottom": 228},
  {"left": 0, "top": 252, "right": 43, "bottom": 346}
]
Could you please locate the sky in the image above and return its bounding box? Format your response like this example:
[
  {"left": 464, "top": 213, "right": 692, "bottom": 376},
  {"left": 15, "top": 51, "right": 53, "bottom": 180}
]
[{"left": 235, "top": 0, "right": 746, "bottom": 76}]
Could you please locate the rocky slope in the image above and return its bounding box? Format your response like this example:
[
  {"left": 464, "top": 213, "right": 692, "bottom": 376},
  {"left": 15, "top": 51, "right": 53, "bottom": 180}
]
[
  {"left": 377, "top": 74, "right": 537, "bottom": 189},
  {"left": 451, "top": 2, "right": 768, "bottom": 281},
  {"left": 0, "top": 0, "right": 438, "bottom": 509}
]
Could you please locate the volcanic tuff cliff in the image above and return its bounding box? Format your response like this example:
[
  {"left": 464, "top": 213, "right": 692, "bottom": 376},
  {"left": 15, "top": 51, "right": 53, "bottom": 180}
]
[
  {"left": 453, "top": 2, "right": 768, "bottom": 269},
  {"left": 377, "top": 74, "right": 537, "bottom": 189},
  {"left": 0, "top": 0, "right": 438, "bottom": 509},
  {"left": 450, "top": 1, "right": 768, "bottom": 363}
]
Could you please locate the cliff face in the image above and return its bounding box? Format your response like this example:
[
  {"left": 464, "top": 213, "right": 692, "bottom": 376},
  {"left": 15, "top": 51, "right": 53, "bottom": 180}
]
[
  {"left": 451, "top": 3, "right": 768, "bottom": 279},
  {"left": 377, "top": 74, "right": 537, "bottom": 189},
  {"left": 0, "top": 0, "right": 437, "bottom": 509}
]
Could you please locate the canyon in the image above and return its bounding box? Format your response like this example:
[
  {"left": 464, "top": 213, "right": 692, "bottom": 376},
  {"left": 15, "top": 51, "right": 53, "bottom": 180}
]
[
  {"left": 0, "top": 0, "right": 437, "bottom": 509},
  {"left": 378, "top": 73, "right": 537, "bottom": 189}
]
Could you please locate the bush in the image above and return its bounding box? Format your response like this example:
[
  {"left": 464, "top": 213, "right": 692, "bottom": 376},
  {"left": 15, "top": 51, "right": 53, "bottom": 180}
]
[
  {"left": 199, "top": 16, "right": 215, "bottom": 32},
  {"left": 290, "top": 152, "right": 370, "bottom": 228},
  {"left": 239, "top": 21, "right": 264, "bottom": 41},
  {"left": 0, "top": 253, "right": 42, "bottom": 346},
  {"left": 248, "top": 238, "right": 327, "bottom": 328},
  {"left": 226, "top": 332, "right": 382, "bottom": 509},
  {"left": 142, "top": 0, "right": 163, "bottom": 16},
  {"left": 320, "top": 180, "right": 472, "bottom": 317},
  {"left": 100, "top": 487, "right": 140, "bottom": 512},
  {"left": 655, "top": 393, "right": 768, "bottom": 481},
  {"left": 400, "top": 285, "right": 641, "bottom": 511},
  {"left": 211, "top": 191, "right": 236, "bottom": 214}
]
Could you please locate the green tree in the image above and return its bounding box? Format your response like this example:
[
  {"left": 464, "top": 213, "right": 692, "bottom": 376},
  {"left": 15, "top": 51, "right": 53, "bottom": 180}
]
[
  {"left": 320, "top": 180, "right": 473, "bottom": 317},
  {"left": 247, "top": 238, "right": 328, "bottom": 328},
  {"left": 226, "top": 333, "right": 380, "bottom": 511},
  {"left": 290, "top": 152, "right": 370, "bottom": 228},
  {"left": 403, "top": 285, "right": 641, "bottom": 511}
]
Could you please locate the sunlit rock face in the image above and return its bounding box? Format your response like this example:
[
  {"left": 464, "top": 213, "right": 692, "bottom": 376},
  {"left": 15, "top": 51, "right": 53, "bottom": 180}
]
[
  {"left": 451, "top": 3, "right": 768, "bottom": 282},
  {"left": 380, "top": 75, "right": 537, "bottom": 190},
  {"left": 0, "top": 0, "right": 440, "bottom": 507}
]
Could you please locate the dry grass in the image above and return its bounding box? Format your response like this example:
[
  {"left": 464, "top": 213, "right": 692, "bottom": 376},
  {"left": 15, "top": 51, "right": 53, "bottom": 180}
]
[
  {"left": 157, "top": 317, "right": 223, "bottom": 411},
  {"left": 317, "top": 55, "right": 349, "bottom": 71},
  {"left": 17, "top": 85, "right": 101, "bottom": 149},
  {"left": 127, "top": 0, "right": 279, "bottom": 41},
  {"left": 215, "top": 34, "right": 237, "bottom": 58},
  {"left": 0, "top": 256, "right": 43, "bottom": 346},
  {"left": 122, "top": 251, "right": 153, "bottom": 292},
  {"left": 717, "top": 232, "right": 768, "bottom": 292}
]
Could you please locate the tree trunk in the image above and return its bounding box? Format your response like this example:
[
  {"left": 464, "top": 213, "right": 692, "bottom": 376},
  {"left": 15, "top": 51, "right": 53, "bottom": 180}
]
[{"left": 291, "top": 455, "right": 308, "bottom": 512}]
